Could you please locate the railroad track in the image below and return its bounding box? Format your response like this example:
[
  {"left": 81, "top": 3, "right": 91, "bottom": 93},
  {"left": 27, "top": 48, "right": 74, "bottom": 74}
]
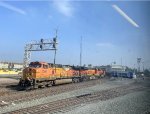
[
  {"left": 7, "top": 84, "right": 146, "bottom": 114},
  {"left": 0, "top": 78, "right": 108, "bottom": 108}
]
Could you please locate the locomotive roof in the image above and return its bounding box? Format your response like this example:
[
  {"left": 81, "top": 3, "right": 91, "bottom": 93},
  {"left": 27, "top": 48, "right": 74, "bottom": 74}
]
[
  {"left": 29, "top": 62, "right": 101, "bottom": 70},
  {"left": 30, "top": 61, "right": 49, "bottom": 65}
]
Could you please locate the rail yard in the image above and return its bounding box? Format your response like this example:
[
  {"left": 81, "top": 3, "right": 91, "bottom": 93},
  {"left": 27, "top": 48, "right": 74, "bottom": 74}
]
[
  {"left": 0, "top": 36, "right": 149, "bottom": 114},
  {"left": 0, "top": 1, "right": 150, "bottom": 113},
  {"left": 0, "top": 76, "right": 149, "bottom": 114},
  {"left": 0, "top": 34, "right": 148, "bottom": 114}
]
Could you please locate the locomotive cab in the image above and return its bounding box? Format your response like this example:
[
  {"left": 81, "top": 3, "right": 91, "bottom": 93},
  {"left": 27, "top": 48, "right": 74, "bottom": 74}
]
[
  {"left": 22, "top": 62, "right": 49, "bottom": 79},
  {"left": 19, "top": 62, "right": 52, "bottom": 88}
]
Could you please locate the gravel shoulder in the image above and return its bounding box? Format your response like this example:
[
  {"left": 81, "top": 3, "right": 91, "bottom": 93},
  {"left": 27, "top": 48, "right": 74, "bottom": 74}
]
[
  {"left": 0, "top": 77, "right": 149, "bottom": 114},
  {"left": 64, "top": 90, "right": 150, "bottom": 114},
  {"left": 0, "top": 78, "right": 138, "bottom": 113}
]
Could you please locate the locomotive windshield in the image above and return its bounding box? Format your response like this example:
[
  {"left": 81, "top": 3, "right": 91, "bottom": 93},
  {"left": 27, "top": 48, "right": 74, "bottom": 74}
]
[{"left": 29, "top": 63, "right": 41, "bottom": 68}]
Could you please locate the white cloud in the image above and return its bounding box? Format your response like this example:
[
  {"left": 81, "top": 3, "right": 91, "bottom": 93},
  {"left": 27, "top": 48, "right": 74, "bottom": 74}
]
[
  {"left": 112, "top": 4, "right": 139, "bottom": 28},
  {"left": 96, "top": 42, "right": 115, "bottom": 48},
  {"left": 53, "top": 0, "right": 73, "bottom": 17},
  {"left": 0, "top": 1, "right": 26, "bottom": 15}
]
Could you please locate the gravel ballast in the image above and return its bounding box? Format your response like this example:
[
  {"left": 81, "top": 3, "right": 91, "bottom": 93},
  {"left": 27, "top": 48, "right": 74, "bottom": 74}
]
[
  {"left": 0, "top": 77, "right": 149, "bottom": 114},
  {"left": 64, "top": 90, "right": 150, "bottom": 114}
]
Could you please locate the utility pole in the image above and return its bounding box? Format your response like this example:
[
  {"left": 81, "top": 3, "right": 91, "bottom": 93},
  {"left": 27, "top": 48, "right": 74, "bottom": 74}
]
[
  {"left": 53, "top": 29, "right": 58, "bottom": 66},
  {"left": 142, "top": 62, "right": 145, "bottom": 72},
  {"left": 134, "top": 64, "right": 136, "bottom": 74},
  {"left": 120, "top": 57, "right": 123, "bottom": 71},
  {"left": 137, "top": 58, "right": 141, "bottom": 73},
  {"left": 121, "top": 57, "right": 122, "bottom": 67},
  {"left": 80, "top": 36, "right": 82, "bottom": 67},
  {"left": 79, "top": 36, "right": 82, "bottom": 76},
  {"left": 53, "top": 29, "right": 58, "bottom": 73}
]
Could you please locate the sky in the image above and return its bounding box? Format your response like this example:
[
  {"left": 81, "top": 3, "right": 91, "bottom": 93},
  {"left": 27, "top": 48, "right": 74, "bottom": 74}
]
[{"left": 0, "top": 0, "right": 150, "bottom": 69}]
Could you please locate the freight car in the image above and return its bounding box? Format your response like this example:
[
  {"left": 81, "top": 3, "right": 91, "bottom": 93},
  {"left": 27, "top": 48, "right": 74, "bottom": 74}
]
[
  {"left": 18, "top": 61, "right": 105, "bottom": 89},
  {"left": 111, "top": 71, "right": 133, "bottom": 78}
]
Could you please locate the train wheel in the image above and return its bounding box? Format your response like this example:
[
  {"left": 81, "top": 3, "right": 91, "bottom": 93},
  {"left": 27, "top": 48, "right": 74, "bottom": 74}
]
[
  {"left": 52, "top": 80, "right": 56, "bottom": 86},
  {"left": 72, "top": 78, "right": 80, "bottom": 83},
  {"left": 46, "top": 81, "right": 53, "bottom": 87},
  {"left": 33, "top": 85, "right": 38, "bottom": 89},
  {"left": 38, "top": 82, "right": 45, "bottom": 88},
  {"left": 38, "top": 85, "right": 43, "bottom": 88},
  {"left": 90, "top": 76, "right": 96, "bottom": 80},
  {"left": 81, "top": 76, "right": 88, "bottom": 82}
]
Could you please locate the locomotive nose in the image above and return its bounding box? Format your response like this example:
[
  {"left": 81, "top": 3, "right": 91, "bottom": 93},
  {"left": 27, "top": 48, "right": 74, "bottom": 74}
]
[
  {"left": 24, "top": 68, "right": 35, "bottom": 77},
  {"left": 28, "top": 68, "right": 36, "bottom": 75},
  {"left": 26, "top": 68, "right": 36, "bottom": 72}
]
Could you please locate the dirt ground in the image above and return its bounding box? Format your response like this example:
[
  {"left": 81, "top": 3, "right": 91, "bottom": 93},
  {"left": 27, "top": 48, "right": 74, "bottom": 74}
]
[{"left": 0, "top": 78, "right": 18, "bottom": 84}]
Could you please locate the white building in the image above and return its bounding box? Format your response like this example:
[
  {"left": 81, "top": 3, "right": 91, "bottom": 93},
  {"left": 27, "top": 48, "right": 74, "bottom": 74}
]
[
  {"left": 14, "top": 64, "right": 23, "bottom": 69},
  {"left": 110, "top": 65, "right": 126, "bottom": 72},
  {"left": 0, "top": 62, "right": 23, "bottom": 69},
  {"left": 95, "top": 65, "right": 126, "bottom": 73},
  {"left": 0, "top": 62, "right": 9, "bottom": 69}
]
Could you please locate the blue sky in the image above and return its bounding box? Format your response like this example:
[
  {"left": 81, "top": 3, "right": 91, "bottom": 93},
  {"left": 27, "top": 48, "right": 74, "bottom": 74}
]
[{"left": 0, "top": 1, "right": 150, "bottom": 69}]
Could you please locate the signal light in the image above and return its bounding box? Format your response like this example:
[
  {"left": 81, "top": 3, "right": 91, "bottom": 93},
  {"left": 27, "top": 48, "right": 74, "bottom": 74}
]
[
  {"left": 40, "top": 45, "right": 43, "bottom": 49},
  {"left": 40, "top": 39, "right": 44, "bottom": 50},
  {"left": 41, "top": 38, "right": 44, "bottom": 43},
  {"left": 53, "top": 37, "right": 57, "bottom": 48},
  {"left": 53, "top": 44, "right": 56, "bottom": 48},
  {"left": 53, "top": 38, "right": 56, "bottom": 42}
]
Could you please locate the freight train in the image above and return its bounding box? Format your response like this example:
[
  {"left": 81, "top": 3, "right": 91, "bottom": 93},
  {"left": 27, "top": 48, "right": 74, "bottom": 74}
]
[{"left": 18, "top": 61, "right": 105, "bottom": 89}]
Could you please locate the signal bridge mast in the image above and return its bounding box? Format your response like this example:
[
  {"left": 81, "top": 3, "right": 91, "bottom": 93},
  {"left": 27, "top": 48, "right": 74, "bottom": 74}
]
[{"left": 23, "top": 32, "right": 58, "bottom": 68}]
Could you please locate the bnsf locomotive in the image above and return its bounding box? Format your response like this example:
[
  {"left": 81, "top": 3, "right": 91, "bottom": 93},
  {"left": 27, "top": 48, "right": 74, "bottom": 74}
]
[{"left": 19, "top": 61, "right": 105, "bottom": 89}]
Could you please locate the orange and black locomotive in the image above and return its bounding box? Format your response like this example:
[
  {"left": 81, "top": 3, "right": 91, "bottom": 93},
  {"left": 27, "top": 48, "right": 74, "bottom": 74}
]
[{"left": 19, "top": 61, "right": 105, "bottom": 89}]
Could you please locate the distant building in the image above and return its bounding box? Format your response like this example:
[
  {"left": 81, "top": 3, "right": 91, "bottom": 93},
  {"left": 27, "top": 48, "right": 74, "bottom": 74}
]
[
  {"left": 0, "top": 62, "right": 8, "bottom": 69},
  {"left": 13, "top": 63, "right": 23, "bottom": 69},
  {"left": 94, "top": 65, "right": 126, "bottom": 73},
  {"left": 94, "top": 65, "right": 111, "bottom": 72},
  {"left": 0, "top": 62, "right": 23, "bottom": 69},
  {"left": 110, "top": 65, "right": 126, "bottom": 72}
]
